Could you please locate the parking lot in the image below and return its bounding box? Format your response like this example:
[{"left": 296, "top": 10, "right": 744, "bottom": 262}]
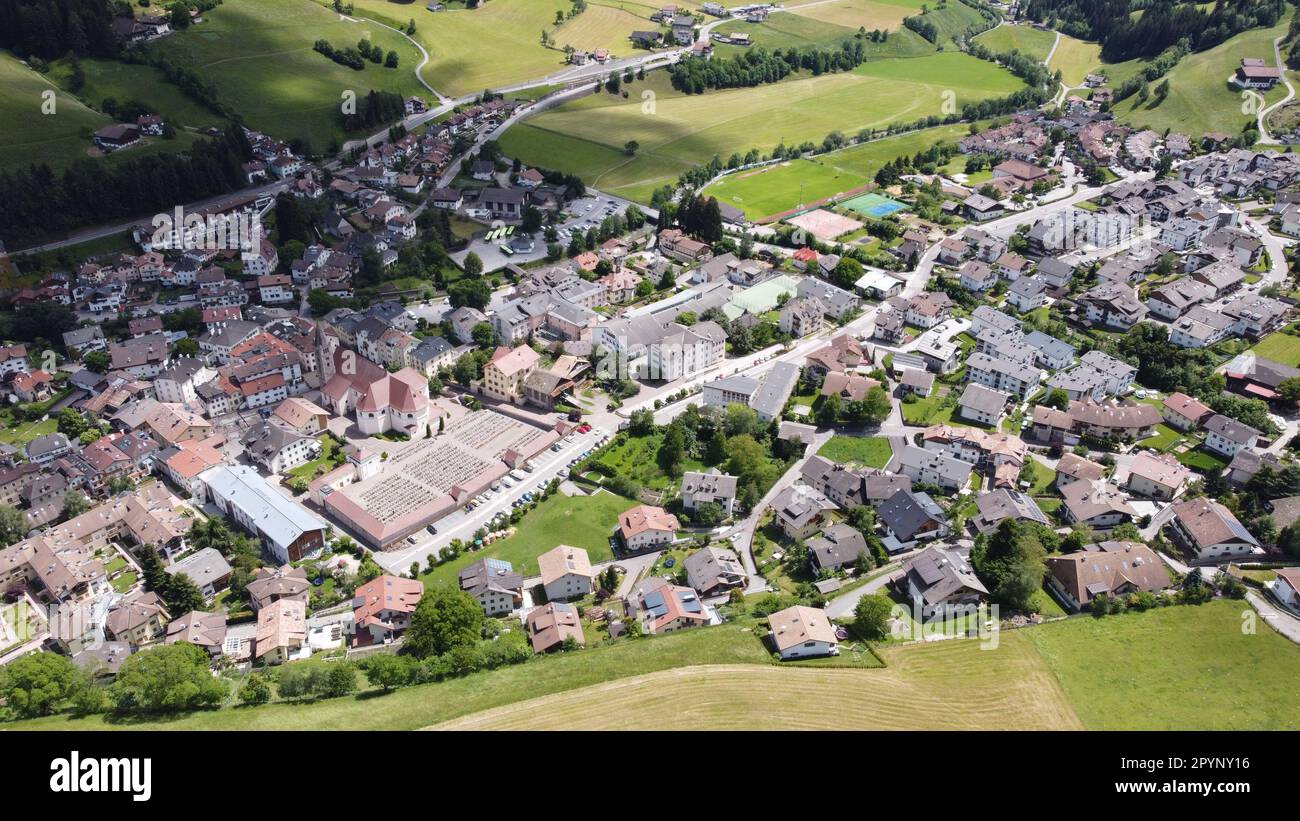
[{"left": 450, "top": 192, "right": 633, "bottom": 273}]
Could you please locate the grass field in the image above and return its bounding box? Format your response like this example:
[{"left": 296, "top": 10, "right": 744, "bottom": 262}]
[
  {"left": 145, "top": 0, "right": 426, "bottom": 151},
  {"left": 1049, "top": 33, "right": 1104, "bottom": 87},
  {"left": 974, "top": 22, "right": 1058, "bottom": 62},
  {"left": 703, "top": 121, "right": 974, "bottom": 219},
  {"left": 1111, "top": 20, "right": 1293, "bottom": 138},
  {"left": 790, "top": 0, "right": 927, "bottom": 31},
  {"left": 0, "top": 51, "right": 111, "bottom": 173},
  {"left": 12, "top": 594, "right": 1299, "bottom": 730},
  {"left": 1025, "top": 600, "right": 1300, "bottom": 730},
  {"left": 1248, "top": 328, "right": 1300, "bottom": 367},
  {"left": 433, "top": 634, "right": 1082, "bottom": 729},
  {"left": 418, "top": 488, "right": 632, "bottom": 589},
  {"left": 499, "top": 52, "right": 1022, "bottom": 204},
  {"left": 817, "top": 435, "right": 893, "bottom": 468},
  {"left": 345, "top": 0, "right": 662, "bottom": 97},
  {"left": 48, "top": 58, "right": 224, "bottom": 134}
]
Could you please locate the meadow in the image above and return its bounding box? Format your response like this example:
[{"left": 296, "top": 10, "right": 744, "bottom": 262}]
[
  {"left": 1048, "top": 32, "right": 1104, "bottom": 87},
  {"left": 0, "top": 52, "right": 111, "bottom": 173},
  {"left": 11, "top": 594, "right": 1298, "bottom": 730},
  {"left": 974, "top": 21, "right": 1058, "bottom": 62},
  {"left": 499, "top": 53, "right": 1023, "bottom": 204},
  {"left": 703, "top": 121, "right": 976, "bottom": 220},
  {"left": 1025, "top": 600, "right": 1300, "bottom": 730},
  {"left": 432, "top": 636, "right": 1082, "bottom": 730},
  {"left": 1109, "top": 20, "right": 1294, "bottom": 138},
  {"left": 344, "top": 0, "right": 665, "bottom": 96},
  {"left": 146, "top": 0, "right": 426, "bottom": 151}
]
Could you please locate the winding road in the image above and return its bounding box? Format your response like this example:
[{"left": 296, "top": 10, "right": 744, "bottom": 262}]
[{"left": 1255, "top": 34, "right": 1295, "bottom": 144}]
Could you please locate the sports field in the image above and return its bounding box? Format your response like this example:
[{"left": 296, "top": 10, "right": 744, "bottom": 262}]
[
  {"left": 704, "top": 121, "right": 974, "bottom": 220},
  {"left": 431, "top": 636, "right": 1083, "bottom": 730},
  {"left": 974, "top": 22, "right": 1057, "bottom": 62},
  {"left": 1110, "top": 20, "right": 1293, "bottom": 138},
  {"left": 146, "top": 0, "right": 426, "bottom": 150},
  {"left": 842, "top": 191, "right": 908, "bottom": 217},
  {"left": 0, "top": 51, "right": 111, "bottom": 173},
  {"left": 499, "top": 53, "right": 1023, "bottom": 204}
]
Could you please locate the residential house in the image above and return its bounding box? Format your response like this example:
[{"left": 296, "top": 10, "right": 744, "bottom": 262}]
[
  {"left": 1167, "top": 497, "right": 1260, "bottom": 562},
  {"left": 1046, "top": 541, "right": 1172, "bottom": 611},
  {"left": 767, "top": 605, "right": 838, "bottom": 659},
  {"left": 618, "top": 504, "right": 680, "bottom": 551},
  {"left": 526, "top": 602, "right": 584, "bottom": 652},
  {"left": 537, "top": 544, "right": 596, "bottom": 601}
]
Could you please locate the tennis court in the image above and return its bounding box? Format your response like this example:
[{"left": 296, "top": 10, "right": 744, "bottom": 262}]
[{"left": 841, "top": 192, "right": 908, "bottom": 218}]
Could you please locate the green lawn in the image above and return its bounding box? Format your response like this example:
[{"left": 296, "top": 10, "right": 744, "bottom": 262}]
[
  {"left": 0, "top": 416, "right": 57, "bottom": 447},
  {"left": 1139, "top": 423, "right": 1184, "bottom": 452},
  {"left": 1024, "top": 600, "right": 1300, "bottom": 730},
  {"left": 1111, "top": 20, "right": 1293, "bottom": 138},
  {"left": 284, "top": 434, "right": 346, "bottom": 483},
  {"left": 817, "top": 435, "right": 893, "bottom": 468},
  {"left": 419, "top": 489, "right": 633, "bottom": 589},
  {"left": 1177, "top": 447, "right": 1229, "bottom": 472},
  {"left": 145, "top": 0, "right": 427, "bottom": 151},
  {"left": 1248, "top": 328, "right": 1300, "bottom": 367},
  {"left": 1023, "top": 458, "right": 1056, "bottom": 495},
  {"left": 974, "top": 22, "right": 1058, "bottom": 62},
  {"left": 900, "top": 393, "right": 956, "bottom": 426},
  {"left": 500, "top": 53, "right": 1024, "bottom": 205},
  {"left": 110, "top": 571, "right": 138, "bottom": 594}
]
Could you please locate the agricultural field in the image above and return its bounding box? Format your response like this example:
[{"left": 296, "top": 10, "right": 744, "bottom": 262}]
[
  {"left": 0, "top": 51, "right": 111, "bottom": 173},
  {"left": 704, "top": 121, "right": 974, "bottom": 220},
  {"left": 786, "top": 0, "right": 927, "bottom": 31},
  {"left": 145, "top": 0, "right": 426, "bottom": 151},
  {"left": 1024, "top": 600, "right": 1300, "bottom": 730},
  {"left": 1110, "top": 20, "right": 1294, "bottom": 138},
  {"left": 433, "top": 634, "right": 1081, "bottom": 729},
  {"left": 974, "top": 21, "right": 1058, "bottom": 62},
  {"left": 417, "top": 488, "right": 632, "bottom": 589},
  {"left": 500, "top": 55, "right": 1022, "bottom": 205}
]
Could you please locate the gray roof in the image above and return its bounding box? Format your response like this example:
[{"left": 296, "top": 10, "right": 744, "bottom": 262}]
[
  {"left": 894, "top": 445, "right": 971, "bottom": 485},
  {"left": 166, "top": 547, "right": 233, "bottom": 588},
  {"left": 899, "top": 545, "right": 988, "bottom": 606},
  {"left": 1204, "top": 413, "right": 1261, "bottom": 445},
  {"left": 807, "top": 523, "right": 869, "bottom": 569},
  {"left": 681, "top": 469, "right": 738, "bottom": 502},
  {"left": 877, "top": 489, "right": 946, "bottom": 541},
  {"left": 974, "top": 488, "right": 1049, "bottom": 533},
  {"left": 750, "top": 361, "right": 800, "bottom": 419},
  {"left": 959, "top": 382, "right": 1010, "bottom": 415},
  {"left": 200, "top": 465, "right": 327, "bottom": 552},
  {"left": 1023, "top": 330, "right": 1075, "bottom": 364}
]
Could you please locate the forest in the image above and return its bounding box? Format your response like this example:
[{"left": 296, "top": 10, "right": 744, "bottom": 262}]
[{"left": 1023, "top": 0, "right": 1287, "bottom": 61}]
